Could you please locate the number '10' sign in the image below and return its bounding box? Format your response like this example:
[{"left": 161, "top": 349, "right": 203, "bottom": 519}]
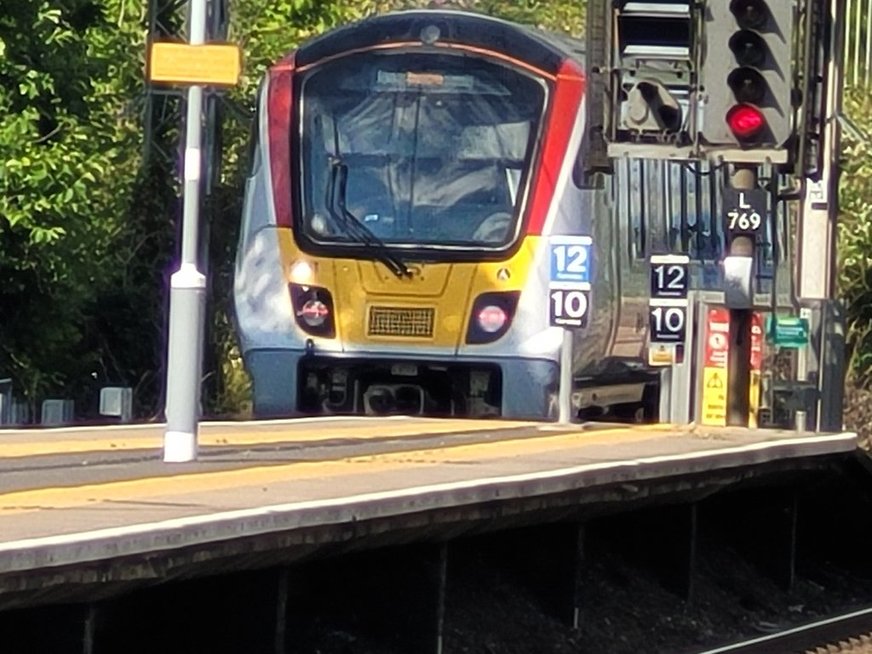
[
  {"left": 550, "top": 289, "right": 589, "bottom": 328},
  {"left": 548, "top": 235, "right": 593, "bottom": 329},
  {"left": 648, "top": 254, "right": 689, "bottom": 344}
]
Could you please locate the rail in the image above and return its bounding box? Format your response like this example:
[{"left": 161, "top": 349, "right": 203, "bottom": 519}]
[{"left": 688, "top": 606, "right": 872, "bottom": 654}]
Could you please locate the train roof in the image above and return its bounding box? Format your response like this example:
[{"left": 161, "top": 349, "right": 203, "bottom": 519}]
[{"left": 294, "top": 10, "right": 585, "bottom": 75}]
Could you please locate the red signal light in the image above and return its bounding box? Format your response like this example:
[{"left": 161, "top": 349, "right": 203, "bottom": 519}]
[{"left": 726, "top": 104, "right": 766, "bottom": 141}]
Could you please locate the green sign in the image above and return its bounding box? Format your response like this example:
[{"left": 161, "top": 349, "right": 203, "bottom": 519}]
[{"left": 766, "top": 315, "right": 809, "bottom": 348}]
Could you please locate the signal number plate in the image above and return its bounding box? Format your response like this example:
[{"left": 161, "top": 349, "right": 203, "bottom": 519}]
[
  {"left": 723, "top": 188, "right": 766, "bottom": 236},
  {"left": 649, "top": 305, "right": 687, "bottom": 343}
]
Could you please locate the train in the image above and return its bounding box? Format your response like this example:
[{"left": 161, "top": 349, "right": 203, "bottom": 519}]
[{"left": 233, "top": 8, "right": 669, "bottom": 420}]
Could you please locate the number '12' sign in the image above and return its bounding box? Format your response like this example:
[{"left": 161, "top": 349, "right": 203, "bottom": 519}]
[{"left": 549, "top": 235, "right": 593, "bottom": 286}]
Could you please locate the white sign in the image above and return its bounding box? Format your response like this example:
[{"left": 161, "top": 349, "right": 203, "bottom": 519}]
[
  {"left": 649, "top": 254, "right": 689, "bottom": 300},
  {"left": 548, "top": 235, "right": 593, "bottom": 329},
  {"left": 549, "top": 288, "right": 589, "bottom": 328}
]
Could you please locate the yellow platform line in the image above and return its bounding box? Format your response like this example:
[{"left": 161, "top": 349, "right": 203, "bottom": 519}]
[
  {"left": 0, "top": 425, "right": 669, "bottom": 516},
  {"left": 0, "top": 418, "right": 540, "bottom": 459}
]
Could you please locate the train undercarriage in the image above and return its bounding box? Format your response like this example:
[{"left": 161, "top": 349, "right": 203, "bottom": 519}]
[
  {"left": 298, "top": 357, "right": 504, "bottom": 418},
  {"left": 295, "top": 355, "right": 659, "bottom": 422}
]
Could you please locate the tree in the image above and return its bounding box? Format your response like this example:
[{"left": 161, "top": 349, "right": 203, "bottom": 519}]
[
  {"left": 838, "top": 90, "right": 872, "bottom": 379},
  {"left": 0, "top": 1, "right": 145, "bottom": 414}
]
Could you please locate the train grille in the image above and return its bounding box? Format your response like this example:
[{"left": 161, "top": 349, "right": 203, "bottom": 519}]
[{"left": 368, "top": 307, "right": 435, "bottom": 338}]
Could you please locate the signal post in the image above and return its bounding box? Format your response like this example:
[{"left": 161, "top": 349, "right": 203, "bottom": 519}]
[
  {"left": 704, "top": 0, "right": 795, "bottom": 426},
  {"left": 587, "top": 0, "right": 840, "bottom": 429}
]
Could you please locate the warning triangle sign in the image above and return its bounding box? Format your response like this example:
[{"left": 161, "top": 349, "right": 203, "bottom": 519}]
[{"left": 706, "top": 372, "right": 724, "bottom": 389}]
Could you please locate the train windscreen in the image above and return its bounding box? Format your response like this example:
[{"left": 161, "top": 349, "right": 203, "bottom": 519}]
[{"left": 296, "top": 50, "right": 546, "bottom": 249}]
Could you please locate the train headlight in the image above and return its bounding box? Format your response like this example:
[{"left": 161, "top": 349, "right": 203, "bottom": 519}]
[
  {"left": 465, "top": 291, "right": 520, "bottom": 345},
  {"left": 300, "top": 299, "right": 329, "bottom": 327},
  {"left": 477, "top": 305, "right": 508, "bottom": 333},
  {"left": 289, "top": 260, "right": 315, "bottom": 284},
  {"left": 289, "top": 284, "right": 336, "bottom": 338}
]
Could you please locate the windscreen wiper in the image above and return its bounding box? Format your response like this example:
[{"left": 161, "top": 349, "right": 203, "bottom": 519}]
[{"left": 326, "top": 161, "right": 411, "bottom": 278}]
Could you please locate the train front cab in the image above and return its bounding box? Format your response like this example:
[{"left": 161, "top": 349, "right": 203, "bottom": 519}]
[{"left": 235, "top": 11, "right": 615, "bottom": 420}]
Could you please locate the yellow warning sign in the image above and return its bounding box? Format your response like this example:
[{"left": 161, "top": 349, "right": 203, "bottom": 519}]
[
  {"left": 705, "top": 371, "right": 724, "bottom": 389},
  {"left": 701, "top": 368, "right": 727, "bottom": 426},
  {"left": 148, "top": 42, "right": 242, "bottom": 86},
  {"left": 648, "top": 344, "right": 676, "bottom": 367}
]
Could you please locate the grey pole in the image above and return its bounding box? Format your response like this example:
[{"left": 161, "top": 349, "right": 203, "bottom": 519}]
[
  {"left": 163, "top": 0, "right": 208, "bottom": 462},
  {"left": 558, "top": 328, "right": 574, "bottom": 423}
]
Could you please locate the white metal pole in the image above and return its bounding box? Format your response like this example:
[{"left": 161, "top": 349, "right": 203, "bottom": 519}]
[
  {"left": 558, "top": 328, "right": 574, "bottom": 423},
  {"left": 163, "top": 0, "right": 208, "bottom": 462}
]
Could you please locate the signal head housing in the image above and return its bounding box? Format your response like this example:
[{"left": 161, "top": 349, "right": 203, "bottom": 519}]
[{"left": 700, "top": 0, "right": 795, "bottom": 162}]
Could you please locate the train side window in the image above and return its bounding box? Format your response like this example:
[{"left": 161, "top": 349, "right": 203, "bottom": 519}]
[
  {"left": 754, "top": 172, "right": 781, "bottom": 278},
  {"left": 660, "top": 160, "right": 724, "bottom": 263},
  {"left": 611, "top": 158, "right": 787, "bottom": 266}
]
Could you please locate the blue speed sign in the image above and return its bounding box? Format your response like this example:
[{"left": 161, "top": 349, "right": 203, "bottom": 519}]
[{"left": 549, "top": 235, "right": 592, "bottom": 287}]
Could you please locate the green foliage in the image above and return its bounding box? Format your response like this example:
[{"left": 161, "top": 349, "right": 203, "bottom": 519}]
[
  {"left": 0, "top": 1, "right": 145, "bottom": 408},
  {"left": 838, "top": 89, "right": 872, "bottom": 383}
]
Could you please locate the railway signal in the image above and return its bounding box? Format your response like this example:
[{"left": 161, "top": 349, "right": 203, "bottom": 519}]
[
  {"left": 595, "top": 0, "right": 697, "bottom": 159},
  {"left": 700, "top": 0, "right": 795, "bottom": 162}
]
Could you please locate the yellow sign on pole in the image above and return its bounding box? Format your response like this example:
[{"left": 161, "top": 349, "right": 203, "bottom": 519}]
[
  {"left": 148, "top": 42, "right": 242, "bottom": 86},
  {"left": 701, "top": 368, "right": 728, "bottom": 425},
  {"left": 700, "top": 308, "right": 765, "bottom": 428}
]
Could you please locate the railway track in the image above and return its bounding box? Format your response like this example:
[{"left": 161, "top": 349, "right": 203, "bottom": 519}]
[{"left": 690, "top": 607, "right": 872, "bottom": 654}]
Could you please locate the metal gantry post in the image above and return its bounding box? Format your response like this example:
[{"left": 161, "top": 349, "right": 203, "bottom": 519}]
[
  {"left": 163, "top": 0, "right": 208, "bottom": 462},
  {"left": 798, "top": 0, "right": 847, "bottom": 431},
  {"left": 726, "top": 166, "right": 756, "bottom": 427}
]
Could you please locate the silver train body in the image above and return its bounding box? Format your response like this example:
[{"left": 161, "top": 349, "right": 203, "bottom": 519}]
[{"left": 233, "top": 9, "right": 737, "bottom": 420}]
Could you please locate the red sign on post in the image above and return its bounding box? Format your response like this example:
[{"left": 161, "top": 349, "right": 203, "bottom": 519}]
[
  {"left": 702, "top": 309, "right": 729, "bottom": 425},
  {"left": 750, "top": 313, "right": 763, "bottom": 372},
  {"left": 701, "top": 308, "right": 765, "bottom": 427},
  {"left": 704, "top": 308, "right": 730, "bottom": 369}
]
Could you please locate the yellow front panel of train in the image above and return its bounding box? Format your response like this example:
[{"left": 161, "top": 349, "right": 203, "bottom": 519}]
[
  {"left": 332, "top": 260, "right": 476, "bottom": 348},
  {"left": 277, "top": 229, "right": 541, "bottom": 351}
]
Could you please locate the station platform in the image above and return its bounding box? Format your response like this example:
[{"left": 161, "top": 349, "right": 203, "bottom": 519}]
[{"left": 0, "top": 417, "right": 858, "bottom": 610}]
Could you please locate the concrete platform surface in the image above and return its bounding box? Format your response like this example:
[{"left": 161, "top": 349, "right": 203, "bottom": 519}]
[{"left": 0, "top": 418, "right": 856, "bottom": 585}]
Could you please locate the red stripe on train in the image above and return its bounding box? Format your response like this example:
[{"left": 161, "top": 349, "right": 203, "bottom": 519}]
[
  {"left": 524, "top": 59, "right": 585, "bottom": 236},
  {"left": 268, "top": 62, "right": 294, "bottom": 228}
]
